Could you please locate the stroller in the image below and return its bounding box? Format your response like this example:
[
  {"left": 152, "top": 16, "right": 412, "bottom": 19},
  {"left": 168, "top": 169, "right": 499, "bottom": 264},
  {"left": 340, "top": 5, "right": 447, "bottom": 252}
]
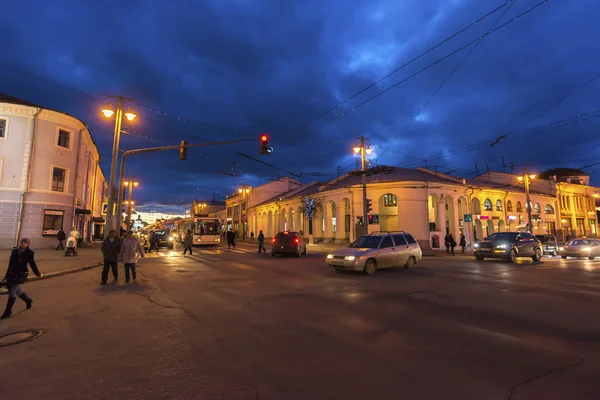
[{"left": 65, "top": 236, "right": 78, "bottom": 256}]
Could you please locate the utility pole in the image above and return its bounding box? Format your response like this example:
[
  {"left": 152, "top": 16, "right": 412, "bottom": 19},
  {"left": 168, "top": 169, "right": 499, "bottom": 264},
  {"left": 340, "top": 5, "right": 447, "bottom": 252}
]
[
  {"left": 105, "top": 96, "right": 124, "bottom": 237},
  {"left": 336, "top": 165, "right": 342, "bottom": 181},
  {"left": 125, "top": 176, "right": 137, "bottom": 230},
  {"left": 524, "top": 169, "right": 533, "bottom": 233},
  {"left": 353, "top": 136, "right": 371, "bottom": 235}
]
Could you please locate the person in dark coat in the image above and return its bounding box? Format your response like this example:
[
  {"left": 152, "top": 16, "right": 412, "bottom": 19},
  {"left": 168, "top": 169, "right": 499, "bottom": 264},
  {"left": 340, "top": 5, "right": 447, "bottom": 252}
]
[
  {"left": 226, "top": 229, "right": 236, "bottom": 250},
  {"left": 1, "top": 238, "right": 43, "bottom": 319},
  {"left": 459, "top": 233, "right": 467, "bottom": 253},
  {"left": 449, "top": 234, "right": 457, "bottom": 255},
  {"left": 56, "top": 228, "right": 66, "bottom": 250},
  {"left": 257, "top": 230, "right": 266, "bottom": 254},
  {"left": 101, "top": 229, "right": 121, "bottom": 285},
  {"left": 183, "top": 229, "right": 193, "bottom": 255}
]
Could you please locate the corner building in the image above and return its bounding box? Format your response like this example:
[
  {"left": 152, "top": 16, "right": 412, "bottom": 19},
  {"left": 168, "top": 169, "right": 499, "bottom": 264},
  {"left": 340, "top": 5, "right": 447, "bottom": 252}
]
[{"left": 0, "top": 94, "right": 107, "bottom": 249}]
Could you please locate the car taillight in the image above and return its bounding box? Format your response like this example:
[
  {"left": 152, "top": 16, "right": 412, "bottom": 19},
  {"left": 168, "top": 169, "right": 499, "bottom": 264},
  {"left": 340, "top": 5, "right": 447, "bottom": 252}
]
[
  {"left": 272, "top": 238, "right": 276, "bottom": 243},
  {"left": 294, "top": 238, "right": 300, "bottom": 244}
]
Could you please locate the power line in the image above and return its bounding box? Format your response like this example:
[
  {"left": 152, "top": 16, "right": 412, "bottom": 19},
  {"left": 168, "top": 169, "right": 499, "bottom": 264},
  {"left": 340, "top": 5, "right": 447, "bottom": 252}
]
[
  {"left": 310, "top": 0, "right": 550, "bottom": 133},
  {"left": 382, "top": 0, "right": 518, "bottom": 155},
  {"left": 304, "top": 0, "right": 515, "bottom": 128}
]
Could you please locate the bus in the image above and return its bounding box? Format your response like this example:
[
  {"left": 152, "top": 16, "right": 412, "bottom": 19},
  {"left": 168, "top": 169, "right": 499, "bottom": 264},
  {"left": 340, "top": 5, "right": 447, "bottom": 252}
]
[{"left": 175, "top": 215, "right": 222, "bottom": 246}]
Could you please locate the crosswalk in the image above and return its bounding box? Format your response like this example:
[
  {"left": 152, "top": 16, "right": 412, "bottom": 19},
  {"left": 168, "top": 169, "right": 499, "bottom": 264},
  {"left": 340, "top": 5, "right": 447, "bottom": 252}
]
[{"left": 146, "top": 246, "right": 263, "bottom": 258}]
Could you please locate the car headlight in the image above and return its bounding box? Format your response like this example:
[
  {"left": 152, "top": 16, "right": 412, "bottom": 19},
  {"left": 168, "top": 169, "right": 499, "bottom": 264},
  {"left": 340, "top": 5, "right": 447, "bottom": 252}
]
[
  {"left": 345, "top": 256, "right": 356, "bottom": 261},
  {"left": 326, "top": 254, "right": 334, "bottom": 259},
  {"left": 496, "top": 244, "right": 507, "bottom": 249},
  {"left": 474, "top": 243, "right": 479, "bottom": 248},
  {"left": 559, "top": 247, "right": 564, "bottom": 251},
  {"left": 168, "top": 237, "right": 173, "bottom": 241},
  {"left": 583, "top": 247, "right": 591, "bottom": 252},
  {"left": 215, "top": 238, "right": 219, "bottom": 242}
]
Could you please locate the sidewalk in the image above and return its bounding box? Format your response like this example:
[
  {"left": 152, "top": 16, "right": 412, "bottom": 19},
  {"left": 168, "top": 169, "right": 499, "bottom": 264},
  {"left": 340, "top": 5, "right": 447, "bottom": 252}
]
[{"left": 0, "top": 246, "right": 103, "bottom": 294}]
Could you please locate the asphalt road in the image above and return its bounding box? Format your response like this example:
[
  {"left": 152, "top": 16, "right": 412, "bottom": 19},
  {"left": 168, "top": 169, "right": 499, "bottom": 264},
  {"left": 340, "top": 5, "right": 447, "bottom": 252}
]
[{"left": 1, "top": 243, "right": 600, "bottom": 399}]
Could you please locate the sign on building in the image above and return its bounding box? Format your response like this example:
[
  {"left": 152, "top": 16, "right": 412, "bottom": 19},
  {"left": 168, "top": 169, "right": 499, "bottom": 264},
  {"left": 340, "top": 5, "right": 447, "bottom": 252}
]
[{"left": 464, "top": 214, "right": 473, "bottom": 222}]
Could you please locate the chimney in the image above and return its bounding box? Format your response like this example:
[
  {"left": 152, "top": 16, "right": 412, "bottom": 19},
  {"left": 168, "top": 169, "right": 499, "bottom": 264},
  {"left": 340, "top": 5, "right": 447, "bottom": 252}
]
[
  {"left": 552, "top": 175, "right": 557, "bottom": 182},
  {"left": 462, "top": 178, "right": 466, "bottom": 185}
]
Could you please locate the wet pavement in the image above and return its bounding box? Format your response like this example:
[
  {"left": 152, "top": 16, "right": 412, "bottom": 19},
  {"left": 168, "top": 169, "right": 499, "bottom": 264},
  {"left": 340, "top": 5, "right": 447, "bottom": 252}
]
[{"left": 1, "top": 244, "right": 600, "bottom": 399}]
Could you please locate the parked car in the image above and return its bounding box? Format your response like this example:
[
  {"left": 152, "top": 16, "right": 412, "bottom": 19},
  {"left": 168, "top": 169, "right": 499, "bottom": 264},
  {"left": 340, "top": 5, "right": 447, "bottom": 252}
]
[
  {"left": 271, "top": 231, "right": 306, "bottom": 257},
  {"left": 474, "top": 232, "right": 542, "bottom": 263},
  {"left": 559, "top": 238, "right": 600, "bottom": 260},
  {"left": 152, "top": 229, "right": 174, "bottom": 249},
  {"left": 326, "top": 231, "right": 422, "bottom": 275},
  {"left": 535, "top": 234, "right": 558, "bottom": 256}
]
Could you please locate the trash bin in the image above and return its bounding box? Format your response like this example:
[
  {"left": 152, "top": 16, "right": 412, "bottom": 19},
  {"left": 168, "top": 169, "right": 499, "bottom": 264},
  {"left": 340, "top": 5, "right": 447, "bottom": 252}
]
[{"left": 431, "top": 235, "right": 440, "bottom": 248}]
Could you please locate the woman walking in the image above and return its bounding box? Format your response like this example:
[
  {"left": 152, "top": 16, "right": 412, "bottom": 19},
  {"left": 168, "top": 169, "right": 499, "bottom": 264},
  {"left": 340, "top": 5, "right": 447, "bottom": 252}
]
[
  {"left": 119, "top": 231, "right": 145, "bottom": 283},
  {"left": 1, "top": 238, "right": 43, "bottom": 319},
  {"left": 183, "top": 229, "right": 193, "bottom": 255}
]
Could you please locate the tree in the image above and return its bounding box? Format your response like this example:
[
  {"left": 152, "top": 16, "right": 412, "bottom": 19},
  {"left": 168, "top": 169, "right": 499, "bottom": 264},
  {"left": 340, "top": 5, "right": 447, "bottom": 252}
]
[{"left": 301, "top": 196, "right": 322, "bottom": 238}]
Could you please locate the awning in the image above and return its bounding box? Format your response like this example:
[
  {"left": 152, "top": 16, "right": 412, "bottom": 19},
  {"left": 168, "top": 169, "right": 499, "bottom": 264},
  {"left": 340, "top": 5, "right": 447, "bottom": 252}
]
[
  {"left": 92, "top": 217, "right": 105, "bottom": 223},
  {"left": 75, "top": 208, "right": 91, "bottom": 215}
]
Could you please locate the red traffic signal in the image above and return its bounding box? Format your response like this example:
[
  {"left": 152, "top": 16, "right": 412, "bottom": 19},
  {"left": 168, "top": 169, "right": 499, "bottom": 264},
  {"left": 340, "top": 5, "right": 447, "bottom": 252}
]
[
  {"left": 261, "top": 134, "right": 268, "bottom": 142},
  {"left": 259, "top": 134, "right": 273, "bottom": 155}
]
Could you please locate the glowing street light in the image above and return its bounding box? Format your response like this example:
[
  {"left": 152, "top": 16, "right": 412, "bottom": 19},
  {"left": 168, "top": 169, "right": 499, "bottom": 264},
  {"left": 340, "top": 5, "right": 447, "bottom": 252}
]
[{"left": 517, "top": 170, "right": 536, "bottom": 232}]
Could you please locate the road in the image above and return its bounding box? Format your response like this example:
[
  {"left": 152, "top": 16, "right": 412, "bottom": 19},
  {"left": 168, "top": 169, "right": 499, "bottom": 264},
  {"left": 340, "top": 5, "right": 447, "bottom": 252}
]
[{"left": 1, "top": 242, "right": 600, "bottom": 399}]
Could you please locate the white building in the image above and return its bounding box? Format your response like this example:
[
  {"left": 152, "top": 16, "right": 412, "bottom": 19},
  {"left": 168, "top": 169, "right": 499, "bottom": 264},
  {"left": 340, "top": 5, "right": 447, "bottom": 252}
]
[{"left": 0, "top": 94, "right": 107, "bottom": 249}]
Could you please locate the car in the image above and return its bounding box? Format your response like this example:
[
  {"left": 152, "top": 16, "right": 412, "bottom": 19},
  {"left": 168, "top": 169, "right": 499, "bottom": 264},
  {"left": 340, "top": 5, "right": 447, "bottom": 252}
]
[
  {"left": 271, "top": 231, "right": 306, "bottom": 257},
  {"left": 559, "top": 238, "right": 600, "bottom": 260},
  {"left": 535, "top": 234, "right": 558, "bottom": 256},
  {"left": 326, "top": 231, "right": 422, "bottom": 275},
  {"left": 474, "top": 232, "right": 542, "bottom": 263},
  {"left": 152, "top": 229, "right": 174, "bottom": 249}
]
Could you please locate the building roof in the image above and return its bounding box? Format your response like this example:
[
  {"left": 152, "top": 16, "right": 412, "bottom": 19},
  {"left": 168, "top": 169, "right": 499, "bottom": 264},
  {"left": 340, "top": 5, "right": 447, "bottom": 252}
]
[
  {"left": 538, "top": 168, "right": 589, "bottom": 179},
  {"left": 253, "top": 181, "right": 323, "bottom": 208},
  {"left": 0, "top": 93, "right": 44, "bottom": 108}
]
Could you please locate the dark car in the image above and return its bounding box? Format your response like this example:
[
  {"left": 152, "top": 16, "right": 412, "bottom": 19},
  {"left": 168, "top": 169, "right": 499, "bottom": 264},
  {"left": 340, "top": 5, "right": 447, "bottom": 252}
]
[
  {"left": 535, "top": 234, "right": 558, "bottom": 256},
  {"left": 474, "top": 232, "right": 542, "bottom": 263},
  {"left": 152, "top": 230, "right": 174, "bottom": 249},
  {"left": 271, "top": 231, "right": 306, "bottom": 257}
]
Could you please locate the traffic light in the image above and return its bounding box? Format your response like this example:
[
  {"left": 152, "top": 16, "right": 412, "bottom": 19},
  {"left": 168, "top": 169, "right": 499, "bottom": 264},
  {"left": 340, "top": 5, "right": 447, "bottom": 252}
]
[
  {"left": 179, "top": 140, "right": 187, "bottom": 160},
  {"left": 259, "top": 134, "right": 273, "bottom": 155},
  {"left": 366, "top": 198, "right": 373, "bottom": 213}
]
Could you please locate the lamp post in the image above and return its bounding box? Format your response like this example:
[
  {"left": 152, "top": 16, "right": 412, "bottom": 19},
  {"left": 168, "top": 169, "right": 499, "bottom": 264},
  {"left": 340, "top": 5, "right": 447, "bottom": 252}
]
[
  {"left": 101, "top": 96, "right": 136, "bottom": 238},
  {"left": 353, "top": 136, "right": 372, "bottom": 235},
  {"left": 123, "top": 177, "right": 139, "bottom": 230},
  {"left": 517, "top": 170, "right": 536, "bottom": 233},
  {"left": 238, "top": 187, "right": 250, "bottom": 240}
]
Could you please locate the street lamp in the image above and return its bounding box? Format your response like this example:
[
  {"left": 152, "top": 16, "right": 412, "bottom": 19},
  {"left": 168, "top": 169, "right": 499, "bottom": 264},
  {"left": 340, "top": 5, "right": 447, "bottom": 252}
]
[
  {"left": 101, "top": 96, "right": 137, "bottom": 238},
  {"left": 353, "top": 136, "right": 372, "bottom": 235},
  {"left": 238, "top": 187, "right": 250, "bottom": 240},
  {"left": 123, "top": 177, "right": 139, "bottom": 230},
  {"left": 517, "top": 171, "right": 536, "bottom": 233}
]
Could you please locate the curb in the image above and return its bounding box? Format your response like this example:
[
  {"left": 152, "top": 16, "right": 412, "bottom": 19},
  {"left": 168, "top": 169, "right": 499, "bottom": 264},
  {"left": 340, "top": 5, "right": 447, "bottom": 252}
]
[{"left": 0, "top": 262, "right": 102, "bottom": 295}]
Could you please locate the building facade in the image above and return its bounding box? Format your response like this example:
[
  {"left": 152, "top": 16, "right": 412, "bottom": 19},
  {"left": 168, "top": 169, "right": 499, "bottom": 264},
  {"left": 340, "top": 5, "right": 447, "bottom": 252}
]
[
  {"left": 0, "top": 94, "right": 107, "bottom": 249},
  {"left": 243, "top": 167, "right": 599, "bottom": 250}
]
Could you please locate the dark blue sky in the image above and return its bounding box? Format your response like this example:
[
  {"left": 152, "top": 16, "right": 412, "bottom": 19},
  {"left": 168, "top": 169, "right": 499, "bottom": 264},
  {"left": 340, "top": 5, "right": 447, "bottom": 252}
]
[{"left": 1, "top": 0, "right": 599, "bottom": 212}]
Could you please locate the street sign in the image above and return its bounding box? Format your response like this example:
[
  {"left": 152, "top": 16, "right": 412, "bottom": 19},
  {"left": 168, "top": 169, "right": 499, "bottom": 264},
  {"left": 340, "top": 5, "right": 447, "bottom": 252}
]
[
  {"left": 464, "top": 214, "right": 473, "bottom": 223},
  {"left": 102, "top": 202, "right": 117, "bottom": 215}
]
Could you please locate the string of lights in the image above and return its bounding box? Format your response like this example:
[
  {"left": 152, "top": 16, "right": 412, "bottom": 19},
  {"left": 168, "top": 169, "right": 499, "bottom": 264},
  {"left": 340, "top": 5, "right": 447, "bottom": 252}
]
[
  {"left": 309, "top": 0, "right": 550, "bottom": 133},
  {"left": 395, "top": 109, "right": 600, "bottom": 169},
  {"left": 381, "top": 0, "right": 518, "bottom": 155},
  {"left": 304, "top": 0, "right": 516, "bottom": 128}
]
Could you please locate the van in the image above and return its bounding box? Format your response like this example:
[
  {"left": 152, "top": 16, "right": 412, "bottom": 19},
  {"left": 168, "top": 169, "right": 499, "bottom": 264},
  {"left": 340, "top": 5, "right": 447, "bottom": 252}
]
[{"left": 535, "top": 234, "right": 558, "bottom": 256}]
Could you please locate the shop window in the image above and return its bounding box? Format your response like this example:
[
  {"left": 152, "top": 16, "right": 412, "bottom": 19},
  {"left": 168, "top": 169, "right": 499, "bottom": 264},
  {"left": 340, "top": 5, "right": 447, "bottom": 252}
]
[{"left": 43, "top": 209, "right": 64, "bottom": 235}]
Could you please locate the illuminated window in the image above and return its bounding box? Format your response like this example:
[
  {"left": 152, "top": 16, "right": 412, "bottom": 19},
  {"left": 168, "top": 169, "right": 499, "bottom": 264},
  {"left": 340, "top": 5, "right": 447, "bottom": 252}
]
[
  {"left": 484, "top": 199, "right": 492, "bottom": 211},
  {"left": 495, "top": 200, "right": 503, "bottom": 211},
  {"left": 516, "top": 201, "right": 523, "bottom": 212},
  {"left": 534, "top": 203, "right": 541, "bottom": 213},
  {"left": 544, "top": 204, "right": 554, "bottom": 214},
  {"left": 506, "top": 200, "right": 513, "bottom": 212}
]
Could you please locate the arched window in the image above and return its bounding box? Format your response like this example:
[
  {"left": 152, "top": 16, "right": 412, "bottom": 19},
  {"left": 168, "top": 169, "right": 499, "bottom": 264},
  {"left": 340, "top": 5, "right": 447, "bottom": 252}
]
[
  {"left": 495, "top": 200, "right": 503, "bottom": 211},
  {"left": 516, "top": 201, "right": 523, "bottom": 212},
  {"left": 383, "top": 194, "right": 397, "bottom": 207},
  {"left": 534, "top": 203, "right": 541, "bottom": 213},
  {"left": 484, "top": 198, "right": 492, "bottom": 211},
  {"left": 506, "top": 200, "right": 513, "bottom": 212},
  {"left": 544, "top": 204, "right": 555, "bottom": 214},
  {"left": 472, "top": 198, "right": 481, "bottom": 214}
]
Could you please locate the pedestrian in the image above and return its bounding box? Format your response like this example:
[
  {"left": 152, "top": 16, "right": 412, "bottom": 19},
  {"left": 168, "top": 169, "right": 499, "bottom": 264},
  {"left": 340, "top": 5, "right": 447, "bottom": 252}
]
[
  {"left": 257, "top": 230, "right": 266, "bottom": 253},
  {"left": 119, "top": 230, "right": 145, "bottom": 283},
  {"left": 101, "top": 229, "right": 121, "bottom": 285},
  {"left": 56, "top": 228, "right": 66, "bottom": 250},
  {"left": 444, "top": 234, "right": 450, "bottom": 254},
  {"left": 226, "top": 229, "right": 236, "bottom": 250},
  {"left": 460, "top": 233, "right": 466, "bottom": 253},
  {"left": 183, "top": 229, "right": 193, "bottom": 255},
  {"left": 449, "top": 234, "right": 456, "bottom": 255},
  {"left": 1, "top": 238, "right": 43, "bottom": 319},
  {"left": 250, "top": 231, "right": 255, "bottom": 240}
]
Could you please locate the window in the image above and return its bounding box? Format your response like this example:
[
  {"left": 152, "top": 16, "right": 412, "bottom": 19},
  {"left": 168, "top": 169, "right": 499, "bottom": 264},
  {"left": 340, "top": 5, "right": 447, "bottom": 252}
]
[
  {"left": 495, "top": 200, "right": 503, "bottom": 211},
  {"left": 58, "top": 129, "right": 70, "bottom": 148},
  {"left": 484, "top": 199, "right": 492, "bottom": 211},
  {"left": 403, "top": 234, "right": 417, "bottom": 244},
  {"left": 534, "top": 203, "right": 541, "bottom": 213},
  {"left": 590, "top": 219, "right": 597, "bottom": 236},
  {"left": 52, "top": 167, "right": 66, "bottom": 192},
  {"left": 383, "top": 194, "right": 397, "bottom": 207},
  {"left": 345, "top": 215, "right": 350, "bottom": 232},
  {"left": 506, "top": 200, "right": 513, "bottom": 212},
  {"left": 379, "top": 236, "right": 394, "bottom": 248},
  {"left": 576, "top": 218, "right": 586, "bottom": 236},
  {"left": 43, "top": 209, "right": 64, "bottom": 235},
  {"left": 544, "top": 204, "right": 554, "bottom": 214},
  {"left": 516, "top": 201, "right": 523, "bottom": 212},
  {"left": 393, "top": 235, "right": 407, "bottom": 246},
  {"left": 0, "top": 118, "right": 6, "bottom": 139}
]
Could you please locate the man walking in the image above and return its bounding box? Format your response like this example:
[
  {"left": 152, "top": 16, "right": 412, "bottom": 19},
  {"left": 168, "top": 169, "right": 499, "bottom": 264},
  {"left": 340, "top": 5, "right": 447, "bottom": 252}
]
[
  {"left": 183, "top": 229, "right": 193, "bottom": 255},
  {"left": 119, "top": 231, "right": 145, "bottom": 283},
  {"left": 226, "top": 229, "right": 236, "bottom": 250},
  {"left": 101, "top": 229, "right": 121, "bottom": 285},
  {"left": 257, "top": 230, "right": 266, "bottom": 253},
  {"left": 56, "top": 228, "right": 66, "bottom": 250}
]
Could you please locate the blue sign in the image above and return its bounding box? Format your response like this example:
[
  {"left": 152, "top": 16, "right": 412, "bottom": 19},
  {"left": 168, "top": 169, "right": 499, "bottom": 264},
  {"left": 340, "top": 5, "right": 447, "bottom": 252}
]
[{"left": 464, "top": 214, "right": 473, "bottom": 223}]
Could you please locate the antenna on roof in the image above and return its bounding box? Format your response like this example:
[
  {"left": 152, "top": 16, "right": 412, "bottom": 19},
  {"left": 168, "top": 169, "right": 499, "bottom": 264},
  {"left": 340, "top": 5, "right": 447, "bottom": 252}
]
[
  {"left": 474, "top": 163, "right": 479, "bottom": 176},
  {"left": 336, "top": 165, "right": 342, "bottom": 182},
  {"left": 510, "top": 162, "right": 515, "bottom": 175},
  {"left": 424, "top": 160, "right": 428, "bottom": 169}
]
